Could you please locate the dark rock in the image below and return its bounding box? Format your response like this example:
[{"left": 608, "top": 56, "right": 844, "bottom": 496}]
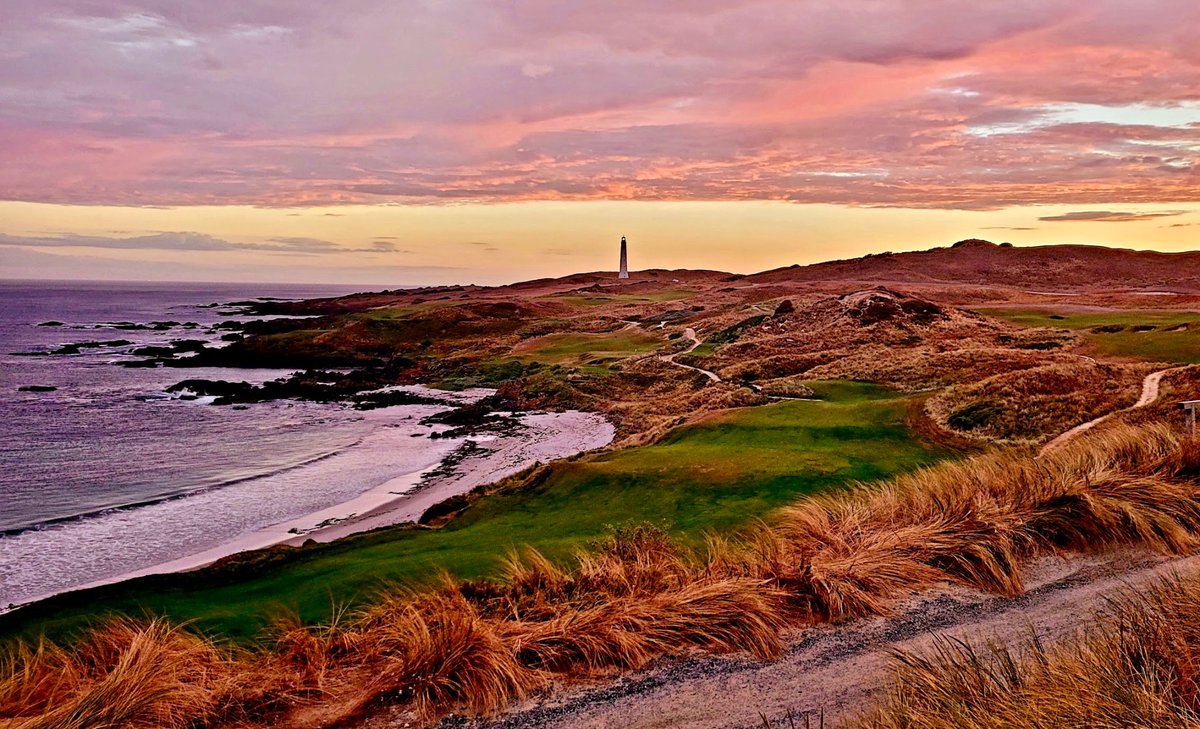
[
  {"left": 353, "top": 389, "right": 447, "bottom": 410},
  {"left": 773, "top": 299, "right": 795, "bottom": 316},
  {"left": 131, "top": 345, "right": 176, "bottom": 357},
  {"left": 167, "top": 379, "right": 256, "bottom": 402},
  {"left": 166, "top": 369, "right": 446, "bottom": 407},
  {"left": 420, "top": 494, "right": 470, "bottom": 524},
  {"left": 169, "top": 339, "right": 208, "bottom": 353},
  {"left": 18, "top": 385, "right": 57, "bottom": 392},
  {"left": 710, "top": 315, "right": 768, "bottom": 344},
  {"left": 37, "top": 321, "right": 63, "bottom": 327},
  {"left": 49, "top": 339, "right": 133, "bottom": 355}
]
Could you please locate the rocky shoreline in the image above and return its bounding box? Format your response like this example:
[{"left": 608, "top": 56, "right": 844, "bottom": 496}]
[
  {"left": 5, "top": 293, "right": 617, "bottom": 608},
  {"left": 57, "top": 404, "right": 614, "bottom": 599}
]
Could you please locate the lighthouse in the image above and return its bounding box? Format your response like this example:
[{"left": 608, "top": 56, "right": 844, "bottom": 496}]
[{"left": 618, "top": 235, "right": 629, "bottom": 279}]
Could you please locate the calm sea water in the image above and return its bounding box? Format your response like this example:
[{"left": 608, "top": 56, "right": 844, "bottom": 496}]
[{"left": 0, "top": 280, "right": 433, "bottom": 606}]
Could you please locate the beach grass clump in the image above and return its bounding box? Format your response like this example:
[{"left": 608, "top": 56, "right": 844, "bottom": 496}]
[
  {"left": 0, "top": 618, "right": 231, "bottom": 729},
  {"left": 704, "top": 421, "right": 1200, "bottom": 625},
  {"left": 5, "top": 421, "right": 1200, "bottom": 727},
  {"left": 856, "top": 573, "right": 1200, "bottom": 728}
]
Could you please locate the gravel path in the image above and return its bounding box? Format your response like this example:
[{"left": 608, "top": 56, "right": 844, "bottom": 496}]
[
  {"left": 1039, "top": 367, "right": 1177, "bottom": 456},
  {"left": 461, "top": 549, "right": 1200, "bottom": 729}
]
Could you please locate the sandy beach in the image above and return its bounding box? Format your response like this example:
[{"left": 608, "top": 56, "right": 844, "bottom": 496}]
[
  {"left": 290, "top": 409, "right": 615, "bottom": 544},
  {"left": 65, "top": 391, "right": 614, "bottom": 596}
]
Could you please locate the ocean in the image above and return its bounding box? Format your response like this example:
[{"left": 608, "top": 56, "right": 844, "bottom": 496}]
[{"left": 0, "top": 280, "right": 443, "bottom": 607}]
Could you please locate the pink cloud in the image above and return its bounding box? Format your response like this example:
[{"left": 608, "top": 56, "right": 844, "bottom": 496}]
[{"left": 1, "top": 1, "right": 1198, "bottom": 208}]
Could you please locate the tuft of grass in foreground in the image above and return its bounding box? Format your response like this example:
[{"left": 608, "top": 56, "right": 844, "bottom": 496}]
[
  {"left": 856, "top": 572, "right": 1200, "bottom": 728},
  {"left": 5, "top": 422, "right": 1200, "bottom": 727}
]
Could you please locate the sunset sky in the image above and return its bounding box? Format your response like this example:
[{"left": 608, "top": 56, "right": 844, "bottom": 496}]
[{"left": 2, "top": 1, "right": 1199, "bottom": 285}]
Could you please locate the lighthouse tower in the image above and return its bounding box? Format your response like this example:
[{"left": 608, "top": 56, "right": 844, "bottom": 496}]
[{"left": 618, "top": 236, "right": 629, "bottom": 279}]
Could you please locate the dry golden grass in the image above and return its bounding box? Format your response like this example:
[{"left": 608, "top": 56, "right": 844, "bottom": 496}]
[
  {"left": 702, "top": 289, "right": 1079, "bottom": 392},
  {"left": 5, "top": 422, "right": 1200, "bottom": 728},
  {"left": 755, "top": 422, "right": 1200, "bottom": 614},
  {"left": 856, "top": 573, "right": 1200, "bottom": 728},
  {"left": 0, "top": 619, "right": 231, "bottom": 729},
  {"left": 927, "top": 360, "right": 1153, "bottom": 443}
]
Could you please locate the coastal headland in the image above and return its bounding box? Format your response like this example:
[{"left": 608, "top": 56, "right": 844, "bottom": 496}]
[{"left": 10, "top": 239, "right": 1200, "bottom": 728}]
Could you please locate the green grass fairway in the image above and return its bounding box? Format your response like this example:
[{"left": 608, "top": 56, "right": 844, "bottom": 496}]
[
  {"left": 552, "top": 289, "right": 696, "bottom": 307},
  {"left": 512, "top": 329, "right": 664, "bottom": 365},
  {"left": 1, "top": 381, "right": 947, "bottom": 643},
  {"left": 979, "top": 308, "right": 1200, "bottom": 364}
]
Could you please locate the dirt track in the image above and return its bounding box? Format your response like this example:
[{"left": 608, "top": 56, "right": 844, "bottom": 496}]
[
  {"left": 469, "top": 550, "right": 1200, "bottom": 729},
  {"left": 1039, "top": 367, "right": 1177, "bottom": 456},
  {"left": 660, "top": 327, "right": 721, "bottom": 383}
]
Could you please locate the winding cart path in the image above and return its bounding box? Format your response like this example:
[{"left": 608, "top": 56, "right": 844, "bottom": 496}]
[
  {"left": 660, "top": 328, "right": 721, "bottom": 383},
  {"left": 1039, "top": 367, "right": 1177, "bottom": 457}
]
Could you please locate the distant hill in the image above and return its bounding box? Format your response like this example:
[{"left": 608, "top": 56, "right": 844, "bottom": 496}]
[
  {"left": 746, "top": 240, "right": 1200, "bottom": 292},
  {"left": 498, "top": 268, "right": 734, "bottom": 292}
]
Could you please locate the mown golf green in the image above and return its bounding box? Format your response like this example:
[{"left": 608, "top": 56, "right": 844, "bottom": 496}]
[
  {"left": 1, "top": 381, "right": 947, "bottom": 644},
  {"left": 512, "top": 329, "right": 665, "bottom": 364},
  {"left": 979, "top": 308, "right": 1200, "bottom": 364}
]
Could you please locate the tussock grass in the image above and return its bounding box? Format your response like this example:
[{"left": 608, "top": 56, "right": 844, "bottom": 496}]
[
  {"left": 856, "top": 573, "right": 1200, "bottom": 728},
  {"left": 759, "top": 423, "right": 1200, "bottom": 615},
  {"left": 0, "top": 619, "right": 230, "bottom": 729},
  {"left": 5, "top": 423, "right": 1200, "bottom": 727}
]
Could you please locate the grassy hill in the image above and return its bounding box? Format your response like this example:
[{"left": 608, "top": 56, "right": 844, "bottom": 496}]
[{"left": 746, "top": 240, "right": 1200, "bottom": 292}]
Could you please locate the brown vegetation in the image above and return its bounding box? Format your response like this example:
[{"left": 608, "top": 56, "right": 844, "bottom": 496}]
[
  {"left": 1123, "top": 364, "right": 1200, "bottom": 427},
  {"left": 745, "top": 240, "right": 1200, "bottom": 293},
  {"left": 187, "top": 242, "right": 1200, "bottom": 446},
  {"left": 856, "top": 572, "right": 1200, "bottom": 728},
  {"left": 928, "top": 360, "right": 1154, "bottom": 443},
  {"left": 5, "top": 422, "right": 1200, "bottom": 727},
  {"left": 701, "top": 288, "right": 1078, "bottom": 392}
]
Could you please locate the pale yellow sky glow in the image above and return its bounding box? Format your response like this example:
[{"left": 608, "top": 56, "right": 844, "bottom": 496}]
[{"left": 1, "top": 201, "right": 1196, "bottom": 285}]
